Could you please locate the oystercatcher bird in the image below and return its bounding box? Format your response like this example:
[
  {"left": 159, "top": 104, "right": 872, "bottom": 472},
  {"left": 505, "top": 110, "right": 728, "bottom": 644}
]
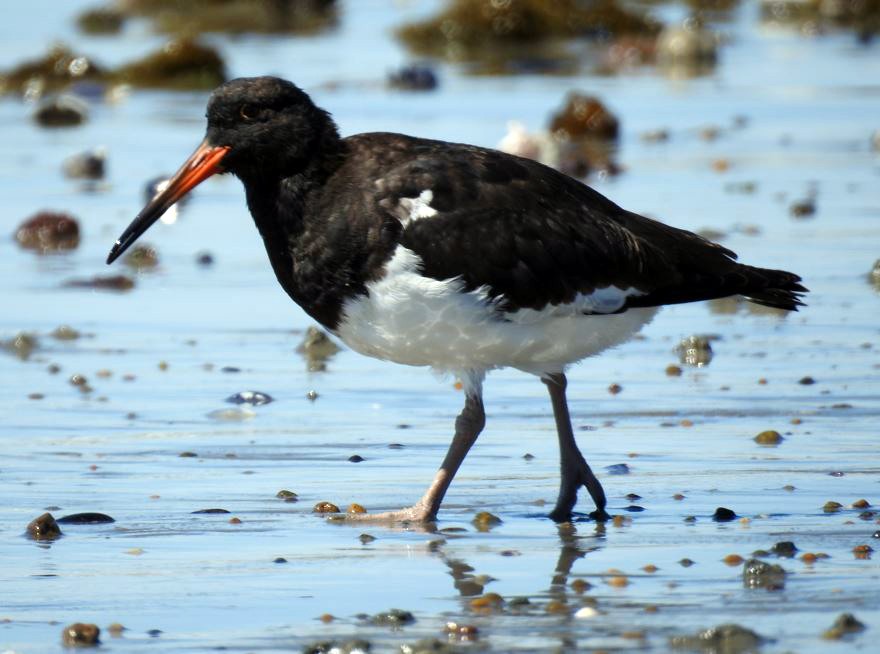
[{"left": 107, "top": 76, "right": 806, "bottom": 523}]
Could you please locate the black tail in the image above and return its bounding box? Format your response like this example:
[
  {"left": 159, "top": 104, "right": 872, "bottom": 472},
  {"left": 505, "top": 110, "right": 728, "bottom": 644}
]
[{"left": 738, "top": 265, "right": 808, "bottom": 311}]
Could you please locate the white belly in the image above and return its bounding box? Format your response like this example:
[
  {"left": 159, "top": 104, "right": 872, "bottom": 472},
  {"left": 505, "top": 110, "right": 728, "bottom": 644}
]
[{"left": 335, "top": 246, "right": 658, "bottom": 378}]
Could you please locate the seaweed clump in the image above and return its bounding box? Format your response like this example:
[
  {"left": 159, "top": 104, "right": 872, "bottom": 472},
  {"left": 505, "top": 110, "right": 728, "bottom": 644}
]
[
  {"left": 113, "top": 38, "right": 226, "bottom": 90},
  {"left": 117, "top": 0, "right": 338, "bottom": 35},
  {"left": 397, "top": 0, "right": 660, "bottom": 69}
]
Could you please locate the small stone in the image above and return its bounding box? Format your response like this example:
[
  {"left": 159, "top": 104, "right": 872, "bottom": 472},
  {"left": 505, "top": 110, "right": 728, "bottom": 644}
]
[
  {"left": 607, "top": 574, "right": 629, "bottom": 587},
  {"left": 570, "top": 578, "right": 591, "bottom": 593},
  {"left": 61, "top": 623, "right": 100, "bottom": 646},
  {"left": 35, "top": 95, "right": 88, "bottom": 127},
  {"left": 370, "top": 608, "right": 415, "bottom": 626},
  {"left": 63, "top": 274, "right": 135, "bottom": 291},
  {"left": 770, "top": 541, "right": 798, "bottom": 558},
  {"left": 51, "top": 325, "right": 81, "bottom": 341},
  {"left": 15, "top": 211, "right": 80, "bottom": 252},
  {"left": 673, "top": 493, "right": 685, "bottom": 501},
  {"left": 852, "top": 499, "right": 870, "bottom": 509},
  {"left": 57, "top": 512, "right": 114, "bottom": 524},
  {"left": 359, "top": 533, "right": 376, "bottom": 545},
  {"left": 191, "top": 508, "right": 230, "bottom": 514},
  {"left": 26, "top": 512, "right": 62, "bottom": 540},
  {"left": 225, "top": 390, "right": 273, "bottom": 406},
  {"left": 124, "top": 244, "right": 159, "bottom": 270},
  {"left": 798, "top": 375, "right": 816, "bottom": 385},
  {"left": 853, "top": 544, "right": 873, "bottom": 559},
  {"left": 823, "top": 501, "right": 843, "bottom": 512},
  {"left": 642, "top": 564, "right": 659, "bottom": 573},
  {"left": 178, "top": 451, "right": 197, "bottom": 458},
  {"left": 472, "top": 511, "right": 502, "bottom": 531},
  {"left": 470, "top": 593, "right": 503, "bottom": 610},
  {"left": 790, "top": 198, "right": 816, "bottom": 218},
  {"left": 274, "top": 557, "right": 287, "bottom": 564},
  {"left": 679, "top": 558, "right": 695, "bottom": 567},
  {"left": 313, "top": 501, "right": 339, "bottom": 514},
  {"left": 608, "top": 383, "right": 623, "bottom": 394},
  {"left": 723, "top": 554, "right": 744, "bottom": 566},
  {"left": 670, "top": 624, "right": 763, "bottom": 653},
  {"left": 743, "top": 558, "right": 786, "bottom": 590},
  {"left": 276, "top": 489, "right": 298, "bottom": 502},
  {"left": 675, "top": 335, "right": 713, "bottom": 367},
  {"left": 306, "top": 390, "right": 319, "bottom": 401},
  {"left": 754, "top": 430, "right": 783, "bottom": 445},
  {"left": 822, "top": 613, "right": 866, "bottom": 640},
  {"left": 387, "top": 64, "right": 438, "bottom": 91},
  {"left": 712, "top": 507, "right": 737, "bottom": 522},
  {"left": 106, "top": 623, "right": 124, "bottom": 636},
  {"left": 522, "top": 452, "right": 535, "bottom": 460},
  {"left": 605, "top": 463, "right": 630, "bottom": 475},
  {"left": 348, "top": 454, "right": 365, "bottom": 462},
  {"left": 196, "top": 251, "right": 214, "bottom": 266},
  {"left": 347, "top": 503, "right": 367, "bottom": 514}
]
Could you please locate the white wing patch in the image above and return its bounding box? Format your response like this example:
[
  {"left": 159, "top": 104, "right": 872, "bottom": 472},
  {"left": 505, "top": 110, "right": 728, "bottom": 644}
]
[
  {"left": 379, "top": 189, "right": 437, "bottom": 224},
  {"left": 336, "top": 246, "right": 658, "bottom": 382}
]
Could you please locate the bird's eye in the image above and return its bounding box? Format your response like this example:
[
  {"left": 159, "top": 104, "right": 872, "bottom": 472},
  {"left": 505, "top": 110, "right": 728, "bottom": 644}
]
[{"left": 239, "top": 104, "right": 257, "bottom": 121}]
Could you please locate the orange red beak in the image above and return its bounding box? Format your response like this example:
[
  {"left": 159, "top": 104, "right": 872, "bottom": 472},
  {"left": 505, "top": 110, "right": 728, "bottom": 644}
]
[{"left": 106, "top": 140, "right": 230, "bottom": 264}]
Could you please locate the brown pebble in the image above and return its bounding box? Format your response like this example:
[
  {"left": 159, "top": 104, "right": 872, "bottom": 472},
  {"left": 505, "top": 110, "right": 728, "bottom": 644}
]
[
  {"left": 472, "top": 511, "right": 502, "bottom": 530},
  {"left": 853, "top": 544, "right": 873, "bottom": 559},
  {"left": 801, "top": 552, "right": 819, "bottom": 564},
  {"left": 642, "top": 564, "right": 658, "bottom": 573},
  {"left": 679, "top": 558, "right": 695, "bottom": 567},
  {"left": 790, "top": 417, "right": 802, "bottom": 425},
  {"left": 229, "top": 517, "right": 241, "bottom": 524},
  {"left": 611, "top": 515, "right": 630, "bottom": 527},
  {"left": 607, "top": 575, "right": 629, "bottom": 588},
  {"left": 61, "top": 623, "right": 100, "bottom": 646},
  {"left": 15, "top": 211, "right": 80, "bottom": 252},
  {"left": 106, "top": 622, "right": 125, "bottom": 636},
  {"left": 723, "top": 554, "right": 744, "bottom": 566},
  {"left": 608, "top": 383, "right": 622, "bottom": 395},
  {"left": 26, "top": 512, "right": 62, "bottom": 540},
  {"left": 665, "top": 364, "right": 683, "bottom": 376},
  {"left": 63, "top": 274, "right": 135, "bottom": 291},
  {"left": 546, "top": 600, "right": 568, "bottom": 614},
  {"left": 754, "top": 430, "right": 783, "bottom": 445},
  {"left": 570, "top": 578, "right": 591, "bottom": 593},
  {"left": 711, "top": 158, "right": 730, "bottom": 172},
  {"left": 319, "top": 613, "right": 334, "bottom": 623},
  {"left": 852, "top": 499, "right": 870, "bottom": 509},
  {"left": 347, "top": 503, "right": 367, "bottom": 514},
  {"left": 680, "top": 419, "right": 693, "bottom": 427},
  {"left": 673, "top": 493, "right": 685, "bottom": 500},
  {"left": 158, "top": 361, "right": 168, "bottom": 371},
  {"left": 644, "top": 605, "right": 659, "bottom": 613},
  {"left": 313, "top": 501, "right": 340, "bottom": 514},
  {"left": 823, "top": 501, "right": 843, "bottom": 513},
  {"left": 470, "top": 593, "right": 504, "bottom": 610}
]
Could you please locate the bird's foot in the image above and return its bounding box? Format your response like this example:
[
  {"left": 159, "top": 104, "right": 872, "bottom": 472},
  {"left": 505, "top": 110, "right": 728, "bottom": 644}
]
[{"left": 330, "top": 503, "right": 437, "bottom": 525}]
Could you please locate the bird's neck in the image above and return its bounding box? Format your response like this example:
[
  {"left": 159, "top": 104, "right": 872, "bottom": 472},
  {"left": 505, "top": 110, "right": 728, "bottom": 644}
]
[{"left": 242, "top": 138, "right": 355, "bottom": 331}]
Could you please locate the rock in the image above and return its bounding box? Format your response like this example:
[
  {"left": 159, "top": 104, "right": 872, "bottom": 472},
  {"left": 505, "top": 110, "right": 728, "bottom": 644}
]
[
  {"left": 61, "top": 623, "right": 100, "bottom": 647},
  {"left": 276, "top": 489, "right": 298, "bottom": 501},
  {"left": 27, "top": 512, "right": 63, "bottom": 540},
  {"left": 1, "top": 332, "right": 38, "bottom": 360},
  {"left": 754, "top": 430, "right": 783, "bottom": 446},
  {"left": 388, "top": 64, "right": 438, "bottom": 91},
  {"left": 472, "top": 511, "right": 502, "bottom": 531},
  {"left": 114, "top": 38, "right": 226, "bottom": 90},
  {"left": 0, "top": 44, "right": 106, "bottom": 97},
  {"left": 822, "top": 613, "right": 866, "bottom": 640},
  {"left": 770, "top": 541, "right": 798, "bottom": 558},
  {"left": 63, "top": 148, "right": 106, "bottom": 180},
  {"left": 123, "top": 244, "right": 159, "bottom": 270},
  {"left": 370, "top": 608, "right": 415, "bottom": 626},
  {"left": 226, "top": 390, "right": 274, "bottom": 406},
  {"left": 670, "top": 623, "right": 764, "bottom": 653},
  {"left": 742, "top": 558, "right": 786, "bottom": 590},
  {"left": 675, "top": 335, "right": 714, "bottom": 367},
  {"left": 34, "top": 95, "right": 88, "bottom": 127},
  {"left": 867, "top": 259, "right": 880, "bottom": 290},
  {"left": 313, "top": 501, "right": 340, "bottom": 514},
  {"left": 57, "top": 512, "right": 115, "bottom": 524},
  {"left": 549, "top": 93, "right": 619, "bottom": 141},
  {"left": 303, "top": 638, "right": 372, "bottom": 654},
  {"left": 51, "top": 325, "right": 81, "bottom": 341},
  {"left": 15, "top": 211, "right": 80, "bottom": 252},
  {"left": 790, "top": 197, "right": 816, "bottom": 218}
]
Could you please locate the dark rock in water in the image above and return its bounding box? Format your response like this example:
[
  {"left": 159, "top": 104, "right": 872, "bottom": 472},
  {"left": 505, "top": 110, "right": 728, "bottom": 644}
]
[
  {"left": 348, "top": 454, "right": 365, "bottom": 463},
  {"left": 397, "top": 0, "right": 659, "bottom": 65},
  {"left": 63, "top": 274, "right": 135, "bottom": 291},
  {"left": 670, "top": 623, "right": 765, "bottom": 653},
  {"left": 34, "top": 95, "right": 89, "bottom": 127},
  {"left": 114, "top": 38, "right": 226, "bottom": 90},
  {"left": 388, "top": 64, "right": 438, "bottom": 91},
  {"left": 124, "top": 244, "right": 160, "bottom": 270},
  {"left": 196, "top": 250, "right": 215, "bottom": 266},
  {"left": 276, "top": 489, "right": 298, "bottom": 501},
  {"left": 1, "top": 332, "right": 38, "bottom": 360},
  {"left": 297, "top": 325, "right": 340, "bottom": 371},
  {"left": 675, "top": 335, "right": 714, "bottom": 367},
  {"left": 742, "top": 558, "right": 786, "bottom": 590},
  {"left": 770, "top": 541, "right": 798, "bottom": 558},
  {"left": 549, "top": 93, "right": 619, "bottom": 141},
  {"left": 76, "top": 7, "right": 126, "bottom": 34},
  {"left": 712, "top": 507, "right": 737, "bottom": 522},
  {"left": 790, "top": 197, "right": 816, "bottom": 218},
  {"left": 15, "top": 211, "right": 80, "bottom": 252},
  {"left": 226, "top": 390, "right": 273, "bottom": 406},
  {"left": 0, "top": 44, "right": 106, "bottom": 97},
  {"left": 822, "top": 613, "right": 866, "bottom": 640},
  {"left": 192, "top": 508, "right": 230, "bottom": 514},
  {"left": 27, "top": 512, "right": 63, "bottom": 540},
  {"left": 472, "top": 511, "right": 502, "bottom": 531},
  {"left": 120, "top": 0, "right": 338, "bottom": 35},
  {"left": 61, "top": 623, "right": 100, "bottom": 647},
  {"left": 63, "top": 148, "right": 106, "bottom": 180},
  {"left": 867, "top": 259, "right": 880, "bottom": 290},
  {"left": 313, "top": 501, "right": 339, "bottom": 514},
  {"left": 57, "top": 512, "right": 115, "bottom": 524},
  {"left": 605, "top": 463, "right": 630, "bottom": 475},
  {"left": 370, "top": 608, "right": 415, "bottom": 626}
]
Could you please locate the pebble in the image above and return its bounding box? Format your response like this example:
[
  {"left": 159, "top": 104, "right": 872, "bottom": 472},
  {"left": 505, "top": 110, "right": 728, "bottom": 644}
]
[
  {"left": 387, "top": 64, "right": 438, "bottom": 91},
  {"left": 15, "top": 211, "right": 81, "bottom": 252},
  {"left": 607, "top": 574, "right": 629, "bottom": 587},
  {"left": 306, "top": 390, "right": 319, "bottom": 401},
  {"left": 63, "top": 274, "right": 135, "bottom": 291},
  {"left": 196, "top": 250, "right": 215, "bottom": 266},
  {"left": 670, "top": 623, "right": 763, "bottom": 653},
  {"left": 742, "top": 558, "right": 786, "bottom": 590},
  {"left": 605, "top": 463, "right": 630, "bottom": 475},
  {"left": 712, "top": 507, "right": 737, "bottom": 522},
  {"left": 679, "top": 558, "right": 695, "bottom": 567},
  {"left": 274, "top": 557, "right": 287, "bottom": 564},
  {"left": 770, "top": 541, "right": 798, "bottom": 558},
  {"left": 192, "top": 508, "right": 230, "bottom": 514},
  {"left": 61, "top": 623, "right": 100, "bottom": 647},
  {"left": 823, "top": 500, "right": 843, "bottom": 512},
  {"left": 313, "top": 501, "right": 340, "bottom": 514},
  {"left": 347, "top": 503, "right": 367, "bottom": 514},
  {"left": 549, "top": 93, "right": 619, "bottom": 141},
  {"left": 34, "top": 95, "right": 88, "bottom": 127},
  {"left": 608, "top": 382, "right": 623, "bottom": 394},
  {"left": 472, "top": 511, "right": 502, "bottom": 531},
  {"left": 470, "top": 593, "right": 503, "bottom": 611},
  {"left": 370, "top": 608, "right": 415, "bottom": 626},
  {"left": 790, "top": 197, "right": 817, "bottom": 218},
  {"left": 570, "top": 578, "right": 591, "bottom": 593},
  {"left": 822, "top": 613, "right": 866, "bottom": 640},
  {"left": 754, "top": 429, "right": 784, "bottom": 445},
  {"left": 276, "top": 489, "right": 298, "bottom": 502},
  {"left": 63, "top": 148, "right": 106, "bottom": 180},
  {"left": 225, "top": 390, "right": 273, "bottom": 406},
  {"left": 57, "top": 512, "right": 114, "bottom": 524},
  {"left": 124, "top": 244, "right": 160, "bottom": 270},
  {"left": 723, "top": 554, "right": 744, "bottom": 566},
  {"left": 26, "top": 512, "right": 62, "bottom": 540},
  {"left": 675, "top": 335, "right": 714, "bottom": 367},
  {"left": 359, "top": 533, "right": 376, "bottom": 545},
  {"left": 348, "top": 454, "right": 365, "bottom": 462}
]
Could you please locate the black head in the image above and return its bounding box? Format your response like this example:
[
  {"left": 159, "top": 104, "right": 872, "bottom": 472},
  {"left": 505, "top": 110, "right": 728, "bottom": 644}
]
[
  {"left": 106, "top": 76, "right": 338, "bottom": 264},
  {"left": 205, "top": 76, "right": 336, "bottom": 180}
]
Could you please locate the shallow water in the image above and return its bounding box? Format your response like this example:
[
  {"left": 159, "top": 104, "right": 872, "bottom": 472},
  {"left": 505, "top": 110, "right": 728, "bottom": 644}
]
[{"left": 2, "top": 1, "right": 880, "bottom": 652}]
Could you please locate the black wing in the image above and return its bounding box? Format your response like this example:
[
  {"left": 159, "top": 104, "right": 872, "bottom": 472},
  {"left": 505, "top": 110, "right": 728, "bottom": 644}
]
[{"left": 357, "top": 133, "right": 806, "bottom": 313}]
